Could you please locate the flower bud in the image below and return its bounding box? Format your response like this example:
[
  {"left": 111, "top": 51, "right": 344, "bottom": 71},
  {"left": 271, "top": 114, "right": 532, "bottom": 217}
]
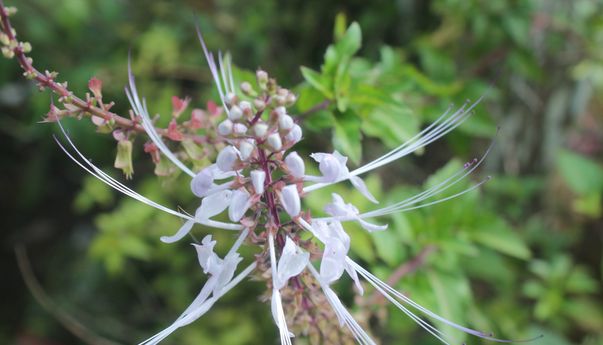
[
  {"left": 275, "top": 106, "right": 287, "bottom": 117},
  {"left": 217, "top": 119, "right": 233, "bottom": 136},
  {"left": 257, "top": 70, "right": 268, "bottom": 86},
  {"left": 278, "top": 114, "right": 294, "bottom": 130},
  {"left": 238, "top": 140, "right": 255, "bottom": 161},
  {"left": 229, "top": 189, "right": 251, "bottom": 222},
  {"left": 253, "top": 123, "right": 268, "bottom": 137},
  {"left": 114, "top": 139, "right": 134, "bottom": 179},
  {"left": 285, "top": 93, "right": 297, "bottom": 106},
  {"left": 240, "top": 81, "right": 254, "bottom": 96},
  {"left": 228, "top": 105, "right": 243, "bottom": 120},
  {"left": 280, "top": 185, "right": 301, "bottom": 217},
  {"left": 233, "top": 123, "right": 248, "bottom": 135},
  {"left": 285, "top": 124, "right": 302, "bottom": 143},
  {"left": 253, "top": 99, "right": 265, "bottom": 110},
  {"left": 250, "top": 170, "right": 266, "bottom": 195},
  {"left": 285, "top": 152, "right": 305, "bottom": 178},
  {"left": 88, "top": 77, "right": 103, "bottom": 98},
  {"left": 225, "top": 92, "right": 237, "bottom": 105},
  {"left": 267, "top": 133, "right": 282, "bottom": 151},
  {"left": 216, "top": 145, "right": 239, "bottom": 171},
  {"left": 239, "top": 101, "right": 253, "bottom": 116},
  {"left": 191, "top": 167, "right": 215, "bottom": 197}
]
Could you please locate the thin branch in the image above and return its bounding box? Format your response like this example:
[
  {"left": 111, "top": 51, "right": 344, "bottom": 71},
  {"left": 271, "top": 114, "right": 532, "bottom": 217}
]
[
  {"left": 15, "top": 244, "right": 121, "bottom": 345},
  {"left": 300, "top": 99, "right": 331, "bottom": 117}
]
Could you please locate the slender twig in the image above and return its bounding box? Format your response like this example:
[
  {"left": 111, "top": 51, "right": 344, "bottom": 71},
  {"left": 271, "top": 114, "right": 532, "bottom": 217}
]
[
  {"left": 0, "top": 1, "right": 207, "bottom": 144},
  {"left": 367, "top": 245, "right": 436, "bottom": 305},
  {"left": 15, "top": 244, "right": 121, "bottom": 345},
  {"left": 300, "top": 99, "right": 331, "bottom": 117}
]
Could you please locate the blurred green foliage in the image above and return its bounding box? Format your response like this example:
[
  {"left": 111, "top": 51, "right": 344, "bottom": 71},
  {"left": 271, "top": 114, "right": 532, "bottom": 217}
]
[{"left": 1, "top": 0, "right": 602, "bottom": 345}]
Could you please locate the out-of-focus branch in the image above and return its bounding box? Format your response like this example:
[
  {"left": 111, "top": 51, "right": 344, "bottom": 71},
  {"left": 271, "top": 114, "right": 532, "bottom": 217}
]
[
  {"left": 0, "top": 1, "right": 207, "bottom": 145},
  {"left": 15, "top": 244, "right": 121, "bottom": 345}
]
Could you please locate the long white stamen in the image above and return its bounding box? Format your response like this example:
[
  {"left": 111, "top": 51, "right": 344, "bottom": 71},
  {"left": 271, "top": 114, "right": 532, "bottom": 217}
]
[
  {"left": 268, "top": 233, "right": 293, "bottom": 345},
  {"left": 306, "top": 263, "right": 376, "bottom": 345},
  {"left": 304, "top": 98, "right": 483, "bottom": 194},
  {"left": 126, "top": 60, "right": 196, "bottom": 177},
  {"left": 54, "top": 125, "right": 243, "bottom": 231},
  {"left": 139, "top": 262, "right": 256, "bottom": 345},
  {"left": 195, "top": 26, "right": 230, "bottom": 114},
  {"left": 348, "top": 259, "right": 541, "bottom": 343}
]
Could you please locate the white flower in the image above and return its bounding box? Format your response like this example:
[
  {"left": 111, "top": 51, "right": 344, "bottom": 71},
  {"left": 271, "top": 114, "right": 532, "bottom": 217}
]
[
  {"left": 228, "top": 188, "right": 252, "bottom": 222},
  {"left": 284, "top": 152, "right": 305, "bottom": 178},
  {"left": 324, "top": 193, "right": 387, "bottom": 232},
  {"left": 279, "top": 185, "right": 301, "bottom": 217},
  {"left": 275, "top": 237, "right": 309, "bottom": 289},
  {"left": 196, "top": 190, "right": 232, "bottom": 220},
  {"left": 191, "top": 166, "right": 215, "bottom": 197},
  {"left": 251, "top": 170, "right": 266, "bottom": 195},
  {"left": 216, "top": 145, "right": 239, "bottom": 171}
]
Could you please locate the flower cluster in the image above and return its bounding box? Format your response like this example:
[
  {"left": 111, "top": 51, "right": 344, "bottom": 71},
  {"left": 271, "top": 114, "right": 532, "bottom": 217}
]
[{"left": 48, "top": 23, "right": 542, "bottom": 345}]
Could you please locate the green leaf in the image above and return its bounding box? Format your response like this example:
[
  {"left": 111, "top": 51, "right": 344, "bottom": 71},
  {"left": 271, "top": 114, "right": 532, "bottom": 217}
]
[
  {"left": 472, "top": 221, "right": 531, "bottom": 259},
  {"left": 361, "top": 103, "right": 418, "bottom": 149},
  {"left": 557, "top": 149, "right": 603, "bottom": 195},
  {"left": 337, "top": 22, "right": 362, "bottom": 58},
  {"left": 333, "top": 112, "right": 362, "bottom": 164},
  {"left": 300, "top": 66, "right": 333, "bottom": 98}
]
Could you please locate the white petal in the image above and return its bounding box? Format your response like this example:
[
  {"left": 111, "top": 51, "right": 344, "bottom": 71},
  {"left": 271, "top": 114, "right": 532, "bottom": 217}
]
[
  {"left": 216, "top": 146, "right": 239, "bottom": 172},
  {"left": 345, "top": 263, "right": 364, "bottom": 295},
  {"left": 358, "top": 218, "right": 388, "bottom": 232},
  {"left": 190, "top": 167, "right": 215, "bottom": 198},
  {"left": 320, "top": 238, "right": 347, "bottom": 284},
  {"left": 160, "top": 219, "right": 195, "bottom": 243},
  {"left": 251, "top": 170, "right": 266, "bottom": 195},
  {"left": 350, "top": 175, "right": 378, "bottom": 204},
  {"left": 238, "top": 140, "right": 255, "bottom": 161},
  {"left": 284, "top": 152, "right": 305, "bottom": 178},
  {"left": 279, "top": 185, "right": 301, "bottom": 217},
  {"left": 214, "top": 254, "right": 243, "bottom": 295},
  {"left": 275, "top": 237, "right": 309, "bottom": 289},
  {"left": 196, "top": 190, "right": 232, "bottom": 220},
  {"left": 228, "top": 189, "right": 252, "bottom": 222},
  {"left": 278, "top": 114, "right": 294, "bottom": 130},
  {"left": 313, "top": 153, "right": 343, "bottom": 182},
  {"left": 192, "top": 235, "right": 218, "bottom": 273}
]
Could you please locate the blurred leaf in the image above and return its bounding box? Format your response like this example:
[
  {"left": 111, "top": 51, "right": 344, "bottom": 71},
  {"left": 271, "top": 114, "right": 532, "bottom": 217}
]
[
  {"left": 333, "top": 111, "right": 362, "bottom": 164},
  {"left": 557, "top": 149, "right": 603, "bottom": 195}
]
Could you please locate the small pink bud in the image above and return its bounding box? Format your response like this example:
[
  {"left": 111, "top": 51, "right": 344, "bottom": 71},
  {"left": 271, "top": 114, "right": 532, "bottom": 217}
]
[
  {"left": 189, "top": 109, "right": 205, "bottom": 129},
  {"left": 167, "top": 119, "right": 183, "bottom": 141},
  {"left": 207, "top": 101, "right": 221, "bottom": 116},
  {"left": 144, "top": 142, "right": 161, "bottom": 164},
  {"left": 171, "top": 96, "right": 190, "bottom": 118},
  {"left": 88, "top": 77, "right": 103, "bottom": 97}
]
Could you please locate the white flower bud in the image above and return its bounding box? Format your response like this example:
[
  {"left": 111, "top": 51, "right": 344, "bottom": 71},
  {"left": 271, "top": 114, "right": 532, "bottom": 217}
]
[
  {"left": 275, "top": 106, "right": 287, "bottom": 117},
  {"left": 285, "top": 152, "right": 305, "bottom": 178},
  {"left": 216, "top": 145, "right": 239, "bottom": 171},
  {"left": 317, "top": 154, "right": 341, "bottom": 182},
  {"left": 233, "top": 123, "right": 248, "bottom": 134},
  {"left": 238, "top": 140, "right": 255, "bottom": 161},
  {"left": 240, "top": 81, "right": 253, "bottom": 95},
  {"left": 239, "top": 101, "right": 253, "bottom": 116},
  {"left": 280, "top": 185, "right": 301, "bottom": 217},
  {"left": 285, "top": 93, "right": 297, "bottom": 106},
  {"left": 278, "top": 114, "right": 294, "bottom": 130},
  {"left": 228, "top": 189, "right": 251, "bottom": 222},
  {"left": 228, "top": 105, "right": 243, "bottom": 120},
  {"left": 190, "top": 167, "right": 214, "bottom": 197},
  {"left": 257, "top": 70, "right": 268, "bottom": 84},
  {"left": 267, "top": 133, "right": 282, "bottom": 151},
  {"left": 225, "top": 92, "right": 237, "bottom": 105},
  {"left": 217, "top": 119, "right": 233, "bottom": 136},
  {"left": 285, "top": 124, "right": 302, "bottom": 143},
  {"left": 250, "top": 170, "right": 266, "bottom": 195},
  {"left": 253, "top": 99, "right": 265, "bottom": 110},
  {"left": 253, "top": 123, "right": 268, "bottom": 137}
]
